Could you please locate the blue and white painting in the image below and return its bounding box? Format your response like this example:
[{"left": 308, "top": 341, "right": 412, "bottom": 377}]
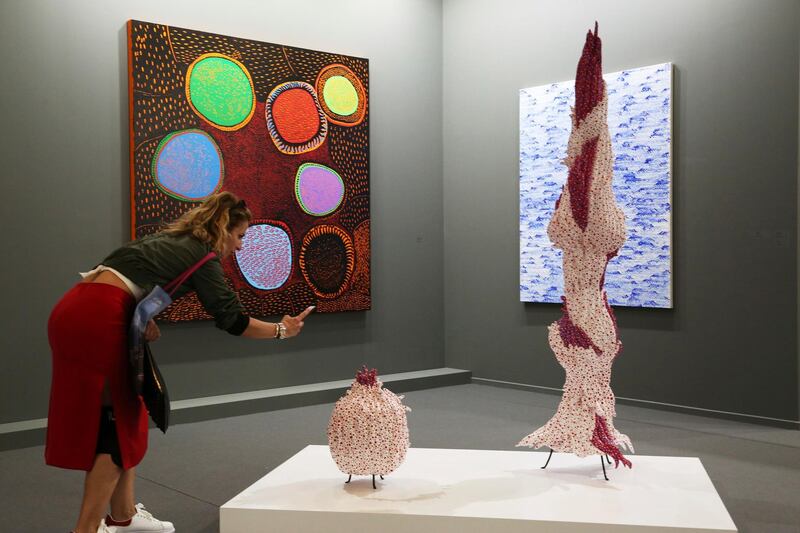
[{"left": 520, "top": 62, "right": 672, "bottom": 308}]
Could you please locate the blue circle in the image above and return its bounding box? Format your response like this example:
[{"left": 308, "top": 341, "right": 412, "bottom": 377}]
[{"left": 154, "top": 130, "right": 223, "bottom": 201}]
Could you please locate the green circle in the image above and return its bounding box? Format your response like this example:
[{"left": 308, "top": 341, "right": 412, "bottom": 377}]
[
  {"left": 322, "top": 76, "right": 358, "bottom": 117},
  {"left": 188, "top": 57, "right": 254, "bottom": 128}
]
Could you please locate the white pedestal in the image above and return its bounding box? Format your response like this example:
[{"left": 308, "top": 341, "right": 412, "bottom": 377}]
[{"left": 221, "top": 445, "right": 737, "bottom": 532}]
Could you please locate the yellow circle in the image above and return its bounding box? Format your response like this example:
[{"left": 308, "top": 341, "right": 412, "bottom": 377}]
[{"left": 323, "top": 76, "right": 358, "bottom": 117}]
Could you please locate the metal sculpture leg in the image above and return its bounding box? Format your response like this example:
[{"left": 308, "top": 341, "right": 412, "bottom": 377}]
[
  {"left": 601, "top": 456, "right": 609, "bottom": 481},
  {"left": 541, "top": 449, "right": 553, "bottom": 469},
  {"left": 345, "top": 474, "right": 352, "bottom": 484},
  {"left": 380, "top": 475, "right": 384, "bottom": 480},
  {"left": 605, "top": 454, "right": 611, "bottom": 465},
  {"left": 372, "top": 475, "right": 377, "bottom": 489}
]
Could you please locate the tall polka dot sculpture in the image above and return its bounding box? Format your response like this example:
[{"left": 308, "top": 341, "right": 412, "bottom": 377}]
[{"left": 517, "top": 23, "right": 634, "bottom": 473}]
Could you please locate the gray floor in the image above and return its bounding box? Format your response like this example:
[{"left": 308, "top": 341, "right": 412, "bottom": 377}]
[{"left": 2, "top": 383, "right": 799, "bottom": 532}]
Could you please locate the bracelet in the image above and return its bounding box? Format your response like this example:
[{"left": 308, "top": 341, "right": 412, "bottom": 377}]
[
  {"left": 277, "top": 322, "right": 288, "bottom": 339},
  {"left": 273, "top": 323, "right": 280, "bottom": 338}
]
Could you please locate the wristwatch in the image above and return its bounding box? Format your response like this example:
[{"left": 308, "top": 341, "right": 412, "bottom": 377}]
[{"left": 277, "top": 322, "right": 288, "bottom": 339}]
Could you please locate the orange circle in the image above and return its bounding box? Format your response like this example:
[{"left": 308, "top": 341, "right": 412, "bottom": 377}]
[
  {"left": 265, "top": 81, "right": 328, "bottom": 155},
  {"left": 272, "top": 88, "right": 321, "bottom": 143}
]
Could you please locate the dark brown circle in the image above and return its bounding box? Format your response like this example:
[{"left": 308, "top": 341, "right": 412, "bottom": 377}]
[{"left": 299, "top": 225, "right": 354, "bottom": 299}]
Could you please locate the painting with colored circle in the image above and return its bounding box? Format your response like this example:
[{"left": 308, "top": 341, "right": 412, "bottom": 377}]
[{"left": 128, "top": 20, "right": 371, "bottom": 320}]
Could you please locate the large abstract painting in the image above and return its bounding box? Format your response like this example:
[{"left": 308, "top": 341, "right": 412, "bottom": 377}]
[
  {"left": 520, "top": 62, "right": 672, "bottom": 308},
  {"left": 128, "top": 21, "right": 370, "bottom": 320}
]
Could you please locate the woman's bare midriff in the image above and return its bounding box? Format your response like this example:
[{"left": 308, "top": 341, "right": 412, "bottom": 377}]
[{"left": 84, "top": 270, "right": 134, "bottom": 297}]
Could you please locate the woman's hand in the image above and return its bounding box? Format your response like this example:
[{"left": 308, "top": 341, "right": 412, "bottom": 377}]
[
  {"left": 241, "top": 307, "right": 315, "bottom": 339},
  {"left": 280, "top": 306, "right": 315, "bottom": 338},
  {"left": 144, "top": 319, "right": 161, "bottom": 342}
]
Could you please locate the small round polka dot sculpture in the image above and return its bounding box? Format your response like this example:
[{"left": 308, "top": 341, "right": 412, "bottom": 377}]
[
  {"left": 328, "top": 366, "right": 411, "bottom": 487},
  {"left": 517, "top": 23, "right": 633, "bottom": 470}
]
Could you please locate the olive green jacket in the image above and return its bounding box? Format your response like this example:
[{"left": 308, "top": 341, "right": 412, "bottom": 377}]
[{"left": 101, "top": 232, "right": 249, "bottom": 335}]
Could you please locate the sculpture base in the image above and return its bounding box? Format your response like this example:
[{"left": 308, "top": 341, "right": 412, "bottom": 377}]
[{"left": 221, "top": 445, "right": 736, "bottom": 532}]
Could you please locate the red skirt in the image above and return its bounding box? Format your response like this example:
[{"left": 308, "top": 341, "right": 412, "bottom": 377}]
[{"left": 46, "top": 283, "right": 149, "bottom": 471}]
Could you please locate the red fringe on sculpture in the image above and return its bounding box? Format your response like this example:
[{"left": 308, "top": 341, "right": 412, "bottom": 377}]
[{"left": 517, "top": 23, "right": 633, "bottom": 469}]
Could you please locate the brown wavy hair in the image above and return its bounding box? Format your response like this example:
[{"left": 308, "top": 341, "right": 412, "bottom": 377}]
[{"left": 162, "top": 192, "right": 253, "bottom": 253}]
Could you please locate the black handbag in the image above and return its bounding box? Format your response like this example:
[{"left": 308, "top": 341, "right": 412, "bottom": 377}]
[
  {"left": 141, "top": 341, "right": 169, "bottom": 432},
  {"left": 129, "top": 251, "right": 216, "bottom": 433}
]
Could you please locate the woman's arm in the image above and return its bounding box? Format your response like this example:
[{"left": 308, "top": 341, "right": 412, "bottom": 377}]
[{"left": 241, "top": 306, "right": 315, "bottom": 339}]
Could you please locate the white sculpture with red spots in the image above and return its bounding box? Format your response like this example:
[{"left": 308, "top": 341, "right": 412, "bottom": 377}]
[
  {"left": 517, "top": 24, "right": 633, "bottom": 470},
  {"left": 328, "top": 367, "right": 411, "bottom": 488}
]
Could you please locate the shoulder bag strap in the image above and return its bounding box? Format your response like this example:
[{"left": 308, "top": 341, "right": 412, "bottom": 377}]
[{"left": 163, "top": 251, "right": 217, "bottom": 297}]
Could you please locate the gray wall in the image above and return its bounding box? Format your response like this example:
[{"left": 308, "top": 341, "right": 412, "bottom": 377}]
[
  {"left": 0, "top": 0, "right": 444, "bottom": 423},
  {"left": 3, "top": 0, "right": 799, "bottom": 427},
  {"left": 443, "top": 0, "right": 800, "bottom": 421}
]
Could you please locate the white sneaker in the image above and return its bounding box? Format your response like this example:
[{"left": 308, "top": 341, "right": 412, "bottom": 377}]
[
  {"left": 99, "top": 519, "right": 118, "bottom": 532},
  {"left": 106, "top": 504, "right": 175, "bottom": 532},
  {"left": 69, "top": 520, "right": 117, "bottom": 533}
]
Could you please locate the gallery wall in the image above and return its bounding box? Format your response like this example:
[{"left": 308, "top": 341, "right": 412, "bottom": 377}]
[
  {"left": 442, "top": 0, "right": 800, "bottom": 422},
  {"left": 0, "top": 0, "right": 445, "bottom": 424},
  {"left": 2, "top": 0, "right": 798, "bottom": 428}
]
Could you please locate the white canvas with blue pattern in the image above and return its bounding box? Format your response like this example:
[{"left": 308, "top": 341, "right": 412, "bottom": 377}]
[{"left": 520, "top": 62, "right": 672, "bottom": 308}]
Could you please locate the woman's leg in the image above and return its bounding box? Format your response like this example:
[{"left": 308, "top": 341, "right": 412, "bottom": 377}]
[
  {"left": 109, "top": 467, "right": 137, "bottom": 521},
  {"left": 74, "top": 454, "right": 121, "bottom": 533}
]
